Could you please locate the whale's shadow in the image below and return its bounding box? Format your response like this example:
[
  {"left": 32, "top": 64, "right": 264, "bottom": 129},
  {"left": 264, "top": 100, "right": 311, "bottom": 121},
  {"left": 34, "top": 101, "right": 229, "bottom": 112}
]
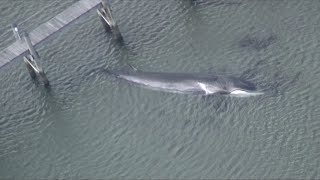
[
  {"left": 239, "top": 34, "right": 277, "bottom": 51},
  {"left": 193, "top": 0, "right": 242, "bottom": 7}
]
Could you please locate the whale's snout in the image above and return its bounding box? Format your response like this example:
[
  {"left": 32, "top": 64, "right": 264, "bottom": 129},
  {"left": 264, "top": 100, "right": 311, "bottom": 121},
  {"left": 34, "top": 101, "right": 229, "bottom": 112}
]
[
  {"left": 229, "top": 90, "right": 264, "bottom": 97},
  {"left": 227, "top": 78, "right": 263, "bottom": 97}
]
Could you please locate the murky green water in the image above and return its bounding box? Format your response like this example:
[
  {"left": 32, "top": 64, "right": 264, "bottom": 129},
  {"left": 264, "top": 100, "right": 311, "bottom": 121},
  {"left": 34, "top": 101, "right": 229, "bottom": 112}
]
[{"left": 1, "top": 0, "right": 320, "bottom": 178}]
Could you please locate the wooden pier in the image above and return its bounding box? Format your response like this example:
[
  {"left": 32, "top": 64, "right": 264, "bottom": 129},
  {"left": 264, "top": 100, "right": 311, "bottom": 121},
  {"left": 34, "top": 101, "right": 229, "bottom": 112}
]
[{"left": 0, "top": 0, "right": 102, "bottom": 68}]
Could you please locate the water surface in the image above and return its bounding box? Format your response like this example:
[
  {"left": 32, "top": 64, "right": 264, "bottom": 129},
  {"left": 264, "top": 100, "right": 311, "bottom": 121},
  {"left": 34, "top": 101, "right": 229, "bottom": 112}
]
[{"left": 0, "top": 0, "right": 319, "bottom": 179}]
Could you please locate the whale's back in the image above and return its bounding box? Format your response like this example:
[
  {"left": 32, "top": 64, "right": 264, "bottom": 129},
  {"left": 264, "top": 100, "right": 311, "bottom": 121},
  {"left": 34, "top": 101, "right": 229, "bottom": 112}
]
[{"left": 105, "top": 70, "right": 261, "bottom": 96}]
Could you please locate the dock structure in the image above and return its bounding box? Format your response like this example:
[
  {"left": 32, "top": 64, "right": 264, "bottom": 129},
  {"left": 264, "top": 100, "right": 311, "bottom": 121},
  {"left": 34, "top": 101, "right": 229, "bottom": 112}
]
[{"left": 0, "top": 0, "right": 102, "bottom": 68}]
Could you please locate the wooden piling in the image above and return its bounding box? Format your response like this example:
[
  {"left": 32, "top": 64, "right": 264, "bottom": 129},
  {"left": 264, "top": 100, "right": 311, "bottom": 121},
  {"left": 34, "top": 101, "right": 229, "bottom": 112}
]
[
  {"left": 38, "top": 70, "right": 49, "bottom": 86},
  {"left": 97, "top": 8, "right": 112, "bottom": 32},
  {"left": 97, "top": 0, "right": 123, "bottom": 40},
  {"left": 23, "top": 56, "right": 37, "bottom": 79},
  {"left": 23, "top": 32, "right": 40, "bottom": 60},
  {"left": 11, "top": 23, "right": 22, "bottom": 41},
  {"left": 22, "top": 32, "right": 49, "bottom": 86}
]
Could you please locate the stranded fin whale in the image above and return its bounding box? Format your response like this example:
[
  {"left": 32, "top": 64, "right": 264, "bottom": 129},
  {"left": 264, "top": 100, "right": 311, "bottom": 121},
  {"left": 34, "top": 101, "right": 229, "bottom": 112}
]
[{"left": 103, "top": 69, "right": 263, "bottom": 97}]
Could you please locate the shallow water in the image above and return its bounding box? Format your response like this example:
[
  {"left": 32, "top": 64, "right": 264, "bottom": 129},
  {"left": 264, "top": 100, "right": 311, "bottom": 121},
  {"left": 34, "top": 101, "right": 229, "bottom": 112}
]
[{"left": 0, "top": 0, "right": 320, "bottom": 178}]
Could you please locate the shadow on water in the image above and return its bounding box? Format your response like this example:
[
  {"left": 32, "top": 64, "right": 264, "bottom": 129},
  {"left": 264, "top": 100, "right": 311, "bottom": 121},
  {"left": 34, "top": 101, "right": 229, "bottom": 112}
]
[
  {"left": 192, "top": 0, "right": 242, "bottom": 7},
  {"left": 239, "top": 34, "right": 277, "bottom": 51}
]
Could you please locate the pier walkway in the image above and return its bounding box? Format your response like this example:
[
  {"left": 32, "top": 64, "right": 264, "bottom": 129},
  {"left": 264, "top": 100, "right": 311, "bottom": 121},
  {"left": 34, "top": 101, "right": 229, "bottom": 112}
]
[{"left": 0, "top": 0, "right": 101, "bottom": 68}]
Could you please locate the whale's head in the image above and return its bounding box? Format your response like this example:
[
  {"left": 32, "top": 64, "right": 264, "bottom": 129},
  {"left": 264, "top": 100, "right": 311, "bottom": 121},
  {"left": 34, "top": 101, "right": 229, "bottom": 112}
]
[
  {"left": 200, "top": 76, "right": 263, "bottom": 97},
  {"left": 226, "top": 77, "right": 263, "bottom": 97}
]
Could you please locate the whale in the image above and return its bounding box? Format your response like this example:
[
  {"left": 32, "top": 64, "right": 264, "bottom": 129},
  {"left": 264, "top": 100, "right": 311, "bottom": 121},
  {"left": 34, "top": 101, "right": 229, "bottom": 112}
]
[{"left": 102, "top": 69, "right": 263, "bottom": 97}]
